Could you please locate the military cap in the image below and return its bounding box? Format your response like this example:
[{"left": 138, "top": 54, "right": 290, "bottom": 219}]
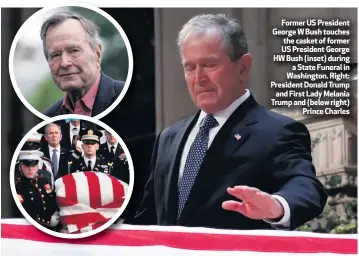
[
  {"left": 22, "top": 132, "right": 43, "bottom": 150},
  {"left": 79, "top": 127, "right": 102, "bottom": 144},
  {"left": 18, "top": 150, "right": 44, "bottom": 166}
]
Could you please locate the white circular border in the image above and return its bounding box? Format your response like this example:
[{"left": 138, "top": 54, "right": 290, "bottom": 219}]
[
  {"left": 8, "top": 2, "right": 134, "bottom": 121},
  {"left": 9, "top": 114, "right": 135, "bottom": 239}
]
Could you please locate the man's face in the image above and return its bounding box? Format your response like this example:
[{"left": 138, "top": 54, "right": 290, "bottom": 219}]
[
  {"left": 20, "top": 162, "right": 39, "bottom": 180},
  {"left": 81, "top": 141, "right": 99, "bottom": 157},
  {"left": 105, "top": 131, "right": 117, "bottom": 145},
  {"left": 45, "top": 125, "right": 62, "bottom": 147},
  {"left": 181, "top": 33, "right": 251, "bottom": 114},
  {"left": 45, "top": 19, "right": 102, "bottom": 93},
  {"left": 70, "top": 120, "right": 80, "bottom": 127}
]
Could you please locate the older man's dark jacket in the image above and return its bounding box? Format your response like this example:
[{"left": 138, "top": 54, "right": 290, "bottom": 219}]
[{"left": 43, "top": 72, "right": 125, "bottom": 117}]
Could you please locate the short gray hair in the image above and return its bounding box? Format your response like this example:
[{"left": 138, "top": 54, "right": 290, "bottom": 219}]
[
  {"left": 177, "top": 14, "right": 248, "bottom": 62},
  {"left": 44, "top": 123, "right": 62, "bottom": 135},
  {"left": 40, "top": 12, "right": 101, "bottom": 59}
]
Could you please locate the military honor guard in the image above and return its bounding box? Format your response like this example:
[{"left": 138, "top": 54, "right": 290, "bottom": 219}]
[
  {"left": 15, "top": 150, "right": 61, "bottom": 231},
  {"left": 57, "top": 127, "right": 114, "bottom": 178},
  {"left": 15, "top": 133, "right": 55, "bottom": 188},
  {"left": 98, "top": 130, "right": 130, "bottom": 183}
]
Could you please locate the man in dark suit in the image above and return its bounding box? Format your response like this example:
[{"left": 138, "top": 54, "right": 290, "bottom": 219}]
[
  {"left": 40, "top": 12, "right": 125, "bottom": 117},
  {"left": 131, "top": 14, "right": 327, "bottom": 230},
  {"left": 41, "top": 123, "right": 69, "bottom": 180}
]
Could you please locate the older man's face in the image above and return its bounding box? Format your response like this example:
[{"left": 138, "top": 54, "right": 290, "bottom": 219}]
[
  {"left": 181, "top": 33, "right": 251, "bottom": 114},
  {"left": 45, "top": 19, "right": 102, "bottom": 93},
  {"left": 45, "top": 124, "right": 62, "bottom": 148}
]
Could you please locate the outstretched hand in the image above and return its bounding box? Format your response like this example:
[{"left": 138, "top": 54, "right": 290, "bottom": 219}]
[{"left": 222, "top": 186, "right": 284, "bottom": 220}]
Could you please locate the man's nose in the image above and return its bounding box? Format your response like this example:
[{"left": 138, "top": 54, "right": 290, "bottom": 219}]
[
  {"left": 194, "top": 66, "right": 207, "bottom": 84},
  {"left": 60, "top": 53, "right": 73, "bottom": 68}
]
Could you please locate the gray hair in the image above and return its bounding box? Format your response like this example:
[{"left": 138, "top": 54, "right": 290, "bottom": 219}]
[
  {"left": 44, "top": 123, "right": 62, "bottom": 135},
  {"left": 177, "top": 14, "right": 248, "bottom": 62},
  {"left": 40, "top": 12, "right": 101, "bottom": 59}
]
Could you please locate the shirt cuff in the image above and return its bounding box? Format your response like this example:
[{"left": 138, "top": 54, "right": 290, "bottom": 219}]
[{"left": 263, "top": 195, "right": 291, "bottom": 228}]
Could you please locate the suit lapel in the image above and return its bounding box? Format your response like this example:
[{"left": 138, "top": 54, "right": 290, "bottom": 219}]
[
  {"left": 164, "top": 114, "right": 200, "bottom": 223},
  {"left": 178, "top": 96, "right": 260, "bottom": 223},
  {"left": 93, "top": 72, "right": 115, "bottom": 116}
]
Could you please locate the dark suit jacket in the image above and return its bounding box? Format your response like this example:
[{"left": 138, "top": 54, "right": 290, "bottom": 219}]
[
  {"left": 41, "top": 145, "right": 68, "bottom": 178},
  {"left": 43, "top": 72, "right": 125, "bottom": 117},
  {"left": 131, "top": 95, "right": 327, "bottom": 230}
]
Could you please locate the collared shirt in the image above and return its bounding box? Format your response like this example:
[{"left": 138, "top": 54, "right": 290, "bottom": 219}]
[
  {"left": 107, "top": 142, "right": 117, "bottom": 154},
  {"left": 69, "top": 122, "right": 80, "bottom": 145},
  {"left": 178, "top": 89, "right": 290, "bottom": 228},
  {"left": 48, "top": 145, "right": 61, "bottom": 167},
  {"left": 83, "top": 156, "right": 96, "bottom": 170},
  {"left": 178, "top": 89, "right": 251, "bottom": 182},
  {"left": 61, "top": 73, "right": 101, "bottom": 116}
]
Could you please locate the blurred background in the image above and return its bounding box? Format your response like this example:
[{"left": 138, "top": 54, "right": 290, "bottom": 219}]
[
  {"left": 2, "top": 7, "right": 358, "bottom": 234},
  {"left": 12, "top": 6, "right": 129, "bottom": 112}
]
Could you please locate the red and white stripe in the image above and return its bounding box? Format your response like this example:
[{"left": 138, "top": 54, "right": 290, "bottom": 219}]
[
  {"left": 55, "top": 172, "right": 128, "bottom": 233},
  {"left": 1, "top": 219, "right": 357, "bottom": 256}
]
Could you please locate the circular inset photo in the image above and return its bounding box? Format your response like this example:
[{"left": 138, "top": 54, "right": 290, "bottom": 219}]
[
  {"left": 10, "top": 114, "right": 134, "bottom": 238},
  {"left": 9, "top": 3, "right": 133, "bottom": 120}
]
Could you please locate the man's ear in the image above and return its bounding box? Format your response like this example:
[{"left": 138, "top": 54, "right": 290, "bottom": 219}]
[
  {"left": 96, "top": 44, "right": 102, "bottom": 69},
  {"left": 236, "top": 53, "right": 252, "bottom": 85}
]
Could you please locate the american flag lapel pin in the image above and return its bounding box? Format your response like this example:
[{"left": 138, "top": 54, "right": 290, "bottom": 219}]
[{"left": 234, "top": 134, "right": 241, "bottom": 140}]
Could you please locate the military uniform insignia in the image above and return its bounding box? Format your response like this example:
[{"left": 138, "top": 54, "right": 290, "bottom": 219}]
[
  {"left": 88, "top": 130, "right": 93, "bottom": 135},
  {"left": 18, "top": 194, "right": 24, "bottom": 203},
  {"left": 119, "top": 153, "right": 127, "bottom": 162},
  {"left": 44, "top": 184, "right": 52, "bottom": 193}
]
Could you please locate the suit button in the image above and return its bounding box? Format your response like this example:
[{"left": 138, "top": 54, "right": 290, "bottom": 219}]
[
  {"left": 43, "top": 201, "right": 46, "bottom": 204},
  {"left": 31, "top": 198, "right": 34, "bottom": 201},
  {"left": 44, "top": 207, "right": 46, "bottom": 210},
  {"left": 41, "top": 195, "right": 44, "bottom": 198}
]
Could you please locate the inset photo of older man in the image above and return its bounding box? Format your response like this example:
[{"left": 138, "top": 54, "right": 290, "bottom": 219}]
[{"left": 9, "top": 5, "right": 133, "bottom": 119}]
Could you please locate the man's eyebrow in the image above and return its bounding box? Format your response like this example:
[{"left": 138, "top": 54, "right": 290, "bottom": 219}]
[{"left": 182, "top": 55, "right": 220, "bottom": 66}]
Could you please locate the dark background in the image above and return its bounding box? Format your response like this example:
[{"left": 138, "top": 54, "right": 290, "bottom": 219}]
[{"left": 1, "top": 8, "right": 156, "bottom": 218}]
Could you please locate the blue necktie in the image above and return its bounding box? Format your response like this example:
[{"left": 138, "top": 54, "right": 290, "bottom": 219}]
[
  {"left": 177, "top": 114, "right": 219, "bottom": 218},
  {"left": 52, "top": 149, "right": 58, "bottom": 177}
]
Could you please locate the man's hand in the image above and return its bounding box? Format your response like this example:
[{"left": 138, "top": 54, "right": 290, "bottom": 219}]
[
  {"left": 49, "top": 211, "right": 60, "bottom": 227},
  {"left": 222, "top": 186, "right": 284, "bottom": 220}
]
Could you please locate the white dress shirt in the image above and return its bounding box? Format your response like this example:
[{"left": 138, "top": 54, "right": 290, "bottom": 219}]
[
  {"left": 83, "top": 156, "right": 96, "bottom": 170},
  {"left": 48, "top": 145, "right": 61, "bottom": 167},
  {"left": 178, "top": 89, "right": 291, "bottom": 228},
  {"left": 107, "top": 142, "right": 117, "bottom": 154}
]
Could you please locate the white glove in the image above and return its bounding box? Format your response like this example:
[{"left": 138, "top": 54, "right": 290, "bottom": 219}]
[{"left": 49, "top": 211, "right": 60, "bottom": 227}]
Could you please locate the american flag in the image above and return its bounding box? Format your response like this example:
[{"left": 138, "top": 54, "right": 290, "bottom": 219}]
[
  {"left": 55, "top": 171, "right": 128, "bottom": 233},
  {"left": 1, "top": 219, "right": 357, "bottom": 255}
]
